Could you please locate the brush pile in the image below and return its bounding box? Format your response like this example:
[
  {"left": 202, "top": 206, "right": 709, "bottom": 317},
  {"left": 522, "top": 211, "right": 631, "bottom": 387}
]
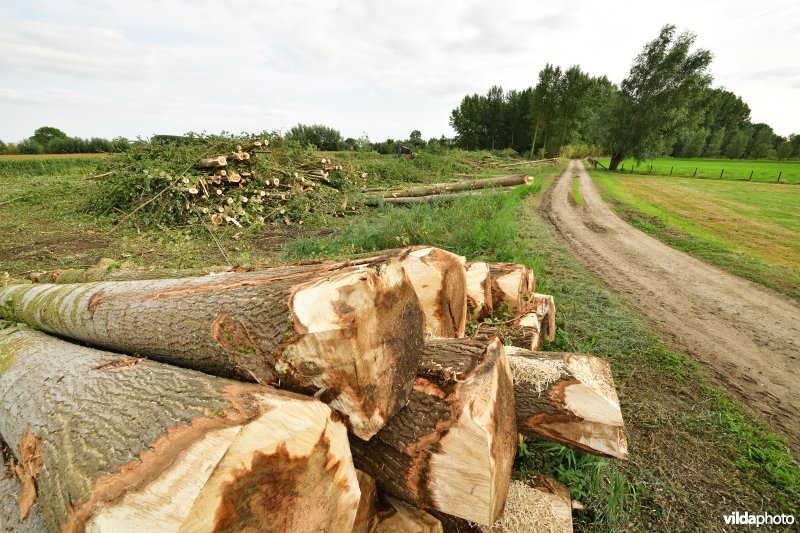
[
  {"left": 90, "top": 134, "right": 368, "bottom": 229},
  {"left": 1, "top": 247, "right": 628, "bottom": 532}
]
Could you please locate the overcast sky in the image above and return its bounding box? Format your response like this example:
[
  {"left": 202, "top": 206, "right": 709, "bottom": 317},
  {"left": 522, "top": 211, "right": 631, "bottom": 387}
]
[{"left": 1, "top": 0, "right": 798, "bottom": 143}]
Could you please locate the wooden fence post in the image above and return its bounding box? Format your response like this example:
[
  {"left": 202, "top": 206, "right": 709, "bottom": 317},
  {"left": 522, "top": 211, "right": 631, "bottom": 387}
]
[
  {"left": 693, "top": 167, "right": 698, "bottom": 177},
  {"left": 749, "top": 170, "right": 753, "bottom": 181},
  {"left": 720, "top": 169, "right": 724, "bottom": 179},
  {"left": 669, "top": 166, "right": 673, "bottom": 176},
  {"left": 777, "top": 171, "right": 782, "bottom": 184}
]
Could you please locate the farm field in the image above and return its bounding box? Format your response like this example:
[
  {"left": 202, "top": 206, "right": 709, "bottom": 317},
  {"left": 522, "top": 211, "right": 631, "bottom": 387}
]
[
  {"left": 597, "top": 157, "right": 800, "bottom": 184},
  {"left": 591, "top": 171, "right": 800, "bottom": 299}
]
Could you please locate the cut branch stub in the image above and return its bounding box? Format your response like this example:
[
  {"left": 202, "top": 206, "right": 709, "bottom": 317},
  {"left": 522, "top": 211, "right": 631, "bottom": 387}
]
[
  {"left": 350, "top": 336, "right": 516, "bottom": 526},
  {"left": 507, "top": 347, "right": 628, "bottom": 459},
  {"left": 198, "top": 156, "right": 227, "bottom": 169},
  {"left": 399, "top": 246, "right": 467, "bottom": 338},
  {"left": 465, "top": 262, "right": 493, "bottom": 321},
  {"left": 0, "top": 256, "right": 425, "bottom": 440},
  {"left": 0, "top": 326, "right": 360, "bottom": 532},
  {"left": 488, "top": 263, "right": 535, "bottom": 315}
]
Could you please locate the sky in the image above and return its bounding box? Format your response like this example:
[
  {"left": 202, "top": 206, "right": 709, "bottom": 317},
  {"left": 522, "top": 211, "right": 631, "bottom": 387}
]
[{"left": 1, "top": 0, "right": 798, "bottom": 143}]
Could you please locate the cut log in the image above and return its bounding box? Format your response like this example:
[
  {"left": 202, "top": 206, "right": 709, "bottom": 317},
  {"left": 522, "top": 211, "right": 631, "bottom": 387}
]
[
  {"left": 534, "top": 293, "right": 556, "bottom": 342},
  {"left": 352, "top": 470, "right": 379, "bottom": 533},
  {"left": 383, "top": 175, "right": 533, "bottom": 199},
  {"left": 399, "top": 246, "right": 467, "bottom": 338},
  {"left": 465, "top": 262, "right": 493, "bottom": 321},
  {"left": 198, "top": 156, "right": 227, "bottom": 169},
  {"left": 28, "top": 265, "right": 244, "bottom": 284},
  {"left": 376, "top": 496, "right": 443, "bottom": 533},
  {"left": 488, "top": 263, "right": 535, "bottom": 315},
  {"left": 498, "top": 157, "right": 559, "bottom": 168},
  {"left": 350, "top": 337, "right": 516, "bottom": 526},
  {"left": 0, "top": 325, "right": 360, "bottom": 532},
  {"left": 372, "top": 186, "right": 520, "bottom": 206},
  {"left": 506, "top": 347, "right": 628, "bottom": 459},
  {"left": 0, "top": 448, "right": 46, "bottom": 532},
  {"left": 0, "top": 256, "right": 425, "bottom": 440},
  {"left": 474, "top": 312, "right": 542, "bottom": 351}
]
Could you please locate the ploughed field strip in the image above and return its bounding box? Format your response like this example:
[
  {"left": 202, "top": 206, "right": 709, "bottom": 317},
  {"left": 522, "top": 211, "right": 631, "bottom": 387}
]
[
  {"left": 545, "top": 160, "right": 800, "bottom": 448},
  {"left": 0, "top": 245, "right": 628, "bottom": 532}
]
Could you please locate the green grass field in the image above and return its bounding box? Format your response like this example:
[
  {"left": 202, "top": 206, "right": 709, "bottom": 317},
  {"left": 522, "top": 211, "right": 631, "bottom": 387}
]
[
  {"left": 597, "top": 157, "right": 800, "bottom": 184},
  {"left": 2, "top": 154, "right": 798, "bottom": 531},
  {"left": 591, "top": 171, "right": 800, "bottom": 299}
]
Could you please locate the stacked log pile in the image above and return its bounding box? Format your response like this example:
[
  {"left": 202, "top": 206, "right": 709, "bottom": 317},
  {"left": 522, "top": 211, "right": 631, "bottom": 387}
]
[{"left": 0, "top": 247, "right": 627, "bottom": 532}]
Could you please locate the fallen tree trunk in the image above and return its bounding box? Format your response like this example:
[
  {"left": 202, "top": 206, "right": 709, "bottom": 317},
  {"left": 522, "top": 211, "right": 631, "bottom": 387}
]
[
  {"left": 489, "top": 263, "right": 535, "bottom": 315},
  {"left": 0, "top": 450, "right": 46, "bottom": 532},
  {"left": 0, "top": 256, "right": 424, "bottom": 440},
  {"left": 383, "top": 174, "right": 533, "bottom": 199},
  {"left": 350, "top": 337, "right": 516, "bottom": 526},
  {"left": 465, "top": 262, "right": 493, "bottom": 321},
  {"left": 197, "top": 156, "right": 227, "bottom": 169},
  {"left": 399, "top": 246, "right": 467, "bottom": 338},
  {"left": 506, "top": 347, "right": 628, "bottom": 459},
  {"left": 0, "top": 325, "right": 360, "bottom": 532},
  {"left": 498, "top": 157, "right": 559, "bottom": 168},
  {"left": 372, "top": 186, "right": 520, "bottom": 206},
  {"left": 376, "top": 496, "right": 443, "bottom": 533},
  {"left": 28, "top": 265, "right": 244, "bottom": 284},
  {"left": 352, "top": 470, "right": 379, "bottom": 533}
]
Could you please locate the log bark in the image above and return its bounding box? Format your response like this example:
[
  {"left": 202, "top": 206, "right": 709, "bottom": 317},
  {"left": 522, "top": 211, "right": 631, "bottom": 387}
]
[
  {"left": 352, "top": 470, "right": 379, "bottom": 533},
  {"left": 198, "top": 156, "right": 227, "bottom": 169},
  {"left": 0, "top": 325, "right": 360, "bottom": 532},
  {"left": 383, "top": 175, "right": 533, "bottom": 199},
  {"left": 465, "top": 262, "right": 493, "bottom": 321},
  {"left": 375, "top": 496, "right": 443, "bottom": 533},
  {"left": 506, "top": 347, "right": 628, "bottom": 459},
  {"left": 350, "top": 337, "right": 516, "bottom": 526},
  {"left": 28, "top": 266, "right": 243, "bottom": 284},
  {"left": 533, "top": 294, "right": 556, "bottom": 342},
  {"left": 0, "top": 256, "right": 425, "bottom": 440},
  {"left": 398, "top": 246, "right": 467, "bottom": 338},
  {"left": 488, "top": 263, "right": 535, "bottom": 315},
  {"left": 372, "top": 186, "right": 519, "bottom": 206},
  {"left": 498, "top": 158, "right": 559, "bottom": 168}
]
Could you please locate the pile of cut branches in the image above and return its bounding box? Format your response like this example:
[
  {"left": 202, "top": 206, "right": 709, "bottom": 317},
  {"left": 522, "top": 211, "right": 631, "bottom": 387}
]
[{"left": 90, "top": 134, "right": 367, "bottom": 229}]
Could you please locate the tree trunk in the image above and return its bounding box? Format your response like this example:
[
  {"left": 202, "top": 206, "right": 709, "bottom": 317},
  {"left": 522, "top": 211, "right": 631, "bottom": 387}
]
[
  {"left": 350, "top": 337, "right": 517, "bottom": 526},
  {"left": 0, "top": 256, "right": 425, "bottom": 440},
  {"left": 352, "top": 470, "right": 379, "bottom": 533},
  {"left": 380, "top": 174, "right": 533, "bottom": 199},
  {"left": 0, "top": 452, "right": 46, "bottom": 532},
  {"left": 0, "top": 325, "right": 360, "bottom": 532},
  {"left": 534, "top": 293, "right": 556, "bottom": 342},
  {"left": 529, "top": 111, "right": 541, "bottom": 159},
  {"left": 372, "top": 186, "right": 521, "bottom": 206},
  {"left": 506, "top": 347, "right": 628, "bottom": 459},
  {"left": 488, "top": 263, "right": 535, "bottom": 315},
  {"left": 376, "top": 496, "right": 443, "bottom": 533},
  {"left": 609, "top": 152, "right": 624, "bottom": 172},
  {"left": 465, "top": 262, "right": 493, "bottom": 321},
  {"left": 29, "top": 265, "right": 243, "bottom": 284},
  {"left": 473, "top": 312, "right": 542, "bottom": 351},
  {"left": 398, "top": 246, "right": 467, "bottom": 338}
]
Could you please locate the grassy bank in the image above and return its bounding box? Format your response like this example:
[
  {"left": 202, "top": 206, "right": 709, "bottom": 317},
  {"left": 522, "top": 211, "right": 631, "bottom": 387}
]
[
  {"left": 596, "top": 157, "right": 800, "bottom": 184},
  {"left": 591, "top": 171, "right": 800, "bottom": 300},
  {"left": 284, "top": 170, "right": 799, "bottom": 531}
]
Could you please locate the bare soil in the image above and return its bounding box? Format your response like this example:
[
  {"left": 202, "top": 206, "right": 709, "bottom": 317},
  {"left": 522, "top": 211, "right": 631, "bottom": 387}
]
[{"left": 543, "top": 161, "right": 800, "bottom": 448}]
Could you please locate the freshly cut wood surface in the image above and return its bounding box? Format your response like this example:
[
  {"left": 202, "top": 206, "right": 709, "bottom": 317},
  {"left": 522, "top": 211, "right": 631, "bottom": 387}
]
[
  {"left": 507, "top": 347, "right": 628, "bottom": 459},
  {"left": 383, "top": 174, "right": 533, "bottom": 199},
  {"left": 399, "top": 246, "right": 467, "bottom": 338},
  {"left": 0, "top": 256, "right": 425, "bottom": 440},
  {"left": 0, "top": 325, "right": 360, "bottom": 532},
  {"left": 375, "top": 496, "right": 443, "bottom": 533},
  {"left": 482, "top": 477, "right": 573, "bottom": 533},
  {"left": 465, "top": 262, "right": 493, "bottom": 320},
  {"left": 534, "top": 293, "right": 556, "bottom": 342},
  {"left": 352, "top": 470, "right": 379, "bottom": 533},
  {"left": 488, "top": 263, "right": 535, "bottom": 315},
  {"left": 473, "top": 312, "right": 542, "bottom": 351},
  {"left": 351, "top": 337, "right": 516, "bottom": 526}
]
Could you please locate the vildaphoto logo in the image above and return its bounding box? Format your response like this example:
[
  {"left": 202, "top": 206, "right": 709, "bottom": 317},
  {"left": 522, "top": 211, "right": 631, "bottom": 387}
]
[{"left": 723, "top": 511, "right": 795, "bottom": 527}]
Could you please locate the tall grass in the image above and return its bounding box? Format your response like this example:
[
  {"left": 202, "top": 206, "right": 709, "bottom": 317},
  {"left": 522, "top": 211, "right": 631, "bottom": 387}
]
[{"left": 0, "top": 156, "right": 102, "bottom": 179}]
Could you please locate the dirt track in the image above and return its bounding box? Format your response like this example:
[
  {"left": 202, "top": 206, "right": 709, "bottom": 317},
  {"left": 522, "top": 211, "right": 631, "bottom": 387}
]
[{"left": 544, "top": 161, "right": 800, "bottom": 447}]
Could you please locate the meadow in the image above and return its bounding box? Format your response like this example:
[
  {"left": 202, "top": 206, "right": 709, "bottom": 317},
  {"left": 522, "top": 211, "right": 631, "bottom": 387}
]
[
  {"left": 591, "top": 171, "right": 800, "bottom": 299},
  {"left": 1, "top": 153, "right": 798, "bottom": 531},
  {"left": 597, "top": 157, "right": 800, "bottom": 184}
]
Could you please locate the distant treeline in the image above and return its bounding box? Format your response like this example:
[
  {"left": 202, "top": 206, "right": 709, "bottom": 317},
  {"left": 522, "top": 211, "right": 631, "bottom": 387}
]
[
  {"left": 449, "top": 66, "right": 799, "bottom": 161},
  {"left": 0, "top": 127, "right": 129, "bottom": 155}
]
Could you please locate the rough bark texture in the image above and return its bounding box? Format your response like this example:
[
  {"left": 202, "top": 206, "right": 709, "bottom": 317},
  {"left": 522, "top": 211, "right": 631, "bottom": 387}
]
[
  {"left": 375, "top": 496, "right": 443, "bottom": 533},
  {"left": 506, "top": 347, "right": 628, "bottom": 459},
  {"left": 350, "top": 337, "right": 516, "bottom": 526},
  {"left": 465, "top": 262, "right": 493, "bottom": 321},
  {"left": 0, "top": 257, "right": 424, "bottom": 439},
  {"left": 29, "top": 266, "right": 243, "bottom": 284},
  {"left": 399, "top": 247, "right": 467, "bottom": 338},
  {"left": 0, "top": 452, "right": 46, "bottom": 532},
  {"left": 372, "top": 187, "right": 519, "bottom": 206},
  {"left": 0, "top": 325, "right": 360, "bottom": 532},
  {"left": 533, "top": 294, "right": 556, "bottom": 342},
  {"left": 488, "top": 264, "right": 535, "bottom": 315},
  {"left": 352, "top": 470, "right": 379, "bottom": 533},
  {"left": 382, "top": 175, "right": 533, "bottom": 199}
]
